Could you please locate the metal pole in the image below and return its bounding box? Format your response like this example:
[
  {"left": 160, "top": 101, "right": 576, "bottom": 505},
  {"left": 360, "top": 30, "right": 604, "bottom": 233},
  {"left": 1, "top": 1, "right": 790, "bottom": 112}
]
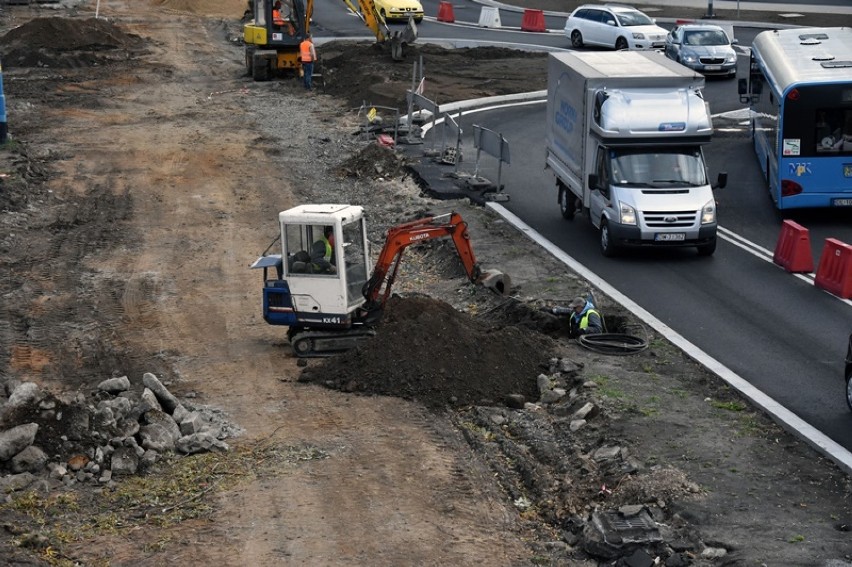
[{"left": 705, "top": 0, "right": 715, "bottom": 18}]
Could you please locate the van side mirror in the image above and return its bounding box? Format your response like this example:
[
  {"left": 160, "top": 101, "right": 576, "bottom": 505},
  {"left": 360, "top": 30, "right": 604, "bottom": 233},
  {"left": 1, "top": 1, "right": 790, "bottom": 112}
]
[
  {"left": 588, "top": 173, "right": 599, "bottom": 190},
  {"left": 731, "top": 38, "right": 739, "bottom": 45},
  {"left": 714, "top": 172, "right": 728, "bottom": 190}
]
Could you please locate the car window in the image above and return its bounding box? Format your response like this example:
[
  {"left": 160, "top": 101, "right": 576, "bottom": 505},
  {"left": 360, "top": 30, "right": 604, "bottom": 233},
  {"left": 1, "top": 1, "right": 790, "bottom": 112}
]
[
  {"left": 597, "top": 10, "right": 615, "bottom": 24},
  {"left": 615, "top": 10, "right": 654, "bottom": 27},
  {"left": 573, "top": 8, "right": 589, "bottom": 19},
  {"left": 684, "top": 30, "right": 730, "bottom": 46}
]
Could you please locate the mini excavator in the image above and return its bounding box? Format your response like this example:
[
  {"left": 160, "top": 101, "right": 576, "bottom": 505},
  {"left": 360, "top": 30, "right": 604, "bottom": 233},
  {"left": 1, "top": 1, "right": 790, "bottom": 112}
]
[
  {"left": 243, "top": 0, "right": 417, "bottom": 82},
  {"left": 250, "top": 204, "right": 510, "bottom": 357}
]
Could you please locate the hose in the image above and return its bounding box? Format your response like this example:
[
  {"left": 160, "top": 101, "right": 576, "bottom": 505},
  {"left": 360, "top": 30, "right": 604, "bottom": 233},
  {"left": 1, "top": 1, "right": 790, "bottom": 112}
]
[{"left": 577, "top": 324, "right": 649, "bottom": 356}]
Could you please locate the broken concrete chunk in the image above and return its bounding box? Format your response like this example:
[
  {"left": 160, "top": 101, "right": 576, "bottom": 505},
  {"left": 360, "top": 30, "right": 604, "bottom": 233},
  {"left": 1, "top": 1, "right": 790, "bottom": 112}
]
[
  {"left": 140, "top": 388, "right": 163, "bottom": 413},
  {"left": 97, "top": 376, "right": 131, "bottom": 394},
  {"left": 142, "top": 372, "right": 179, "bottom": 414},
  {"left": 7, "top": 382, "right": 42, "bottom": 408},
  {"left": 11, "top": 445, "right": 48, "bottom": 474},
  {"left": 110, "top": 446, "right": 139, "bottom": 475},
  {"left": 0, "top": 423, "right": 39, "bottom": 461},
  {"left": 175, "top": 432, "right": 229, "bottom": 455}
]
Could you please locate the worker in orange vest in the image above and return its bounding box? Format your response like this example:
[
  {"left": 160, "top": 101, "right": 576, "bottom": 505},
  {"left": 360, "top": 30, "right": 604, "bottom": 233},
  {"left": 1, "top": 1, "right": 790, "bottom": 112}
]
[
  {"left": 299, "top": 34, "right": 317, "bottom": 90},
  {"left": 272, "top": 0, "right": 285, "bottom": 26}
]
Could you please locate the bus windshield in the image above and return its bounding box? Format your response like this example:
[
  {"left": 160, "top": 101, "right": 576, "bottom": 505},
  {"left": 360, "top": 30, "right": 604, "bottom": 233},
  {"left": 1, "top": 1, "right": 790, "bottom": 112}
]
[{"left": 610, "top": 148, "right": 707, "bottom": 187}]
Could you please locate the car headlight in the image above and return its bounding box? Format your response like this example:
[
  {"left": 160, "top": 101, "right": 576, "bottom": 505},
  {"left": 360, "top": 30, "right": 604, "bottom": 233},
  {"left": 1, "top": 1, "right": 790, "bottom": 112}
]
[
  {"left": 681, "top": 53, "right": 698, "bottom": 63},
  {"left": 725, "top": 53, "right": 737, "bottom": 64},
  {"left": 701, "top": 199, "right": 716, "bottom": 224},
  {"left": 631, "top": 32, "right": 645, "bottom": 40},
  {"left": 619, "top": 202, "right": 637, "bottom": 225}
]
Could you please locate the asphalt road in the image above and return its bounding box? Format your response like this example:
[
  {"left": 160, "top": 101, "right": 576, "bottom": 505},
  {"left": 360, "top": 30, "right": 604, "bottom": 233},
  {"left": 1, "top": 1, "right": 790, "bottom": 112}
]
[{"left": 310, "top": 0, "right": 852, "bottom": 463}]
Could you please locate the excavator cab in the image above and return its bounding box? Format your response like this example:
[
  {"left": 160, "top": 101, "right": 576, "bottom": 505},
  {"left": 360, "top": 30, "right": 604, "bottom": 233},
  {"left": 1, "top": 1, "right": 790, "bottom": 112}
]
[{"left": 251, "top": 204, "right": 371, "bottom": 333}]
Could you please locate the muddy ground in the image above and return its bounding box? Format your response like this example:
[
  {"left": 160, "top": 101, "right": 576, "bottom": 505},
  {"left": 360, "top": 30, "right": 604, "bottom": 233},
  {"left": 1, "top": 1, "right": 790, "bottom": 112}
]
[{"left": 0, "top": 1, "right": 850, "bottom": 566}]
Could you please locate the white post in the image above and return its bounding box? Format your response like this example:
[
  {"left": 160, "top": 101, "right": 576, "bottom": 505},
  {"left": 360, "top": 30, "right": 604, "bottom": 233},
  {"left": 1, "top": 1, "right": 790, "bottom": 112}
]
[{"left": 96, "top": 0, "right": 101, "bottom": 19}]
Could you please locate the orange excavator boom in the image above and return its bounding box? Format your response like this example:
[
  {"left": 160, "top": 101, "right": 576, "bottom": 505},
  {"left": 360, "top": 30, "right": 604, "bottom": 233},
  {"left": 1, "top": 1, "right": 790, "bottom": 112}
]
[{"left": 360, "top": 212, "right": 490, "bottom": 320}]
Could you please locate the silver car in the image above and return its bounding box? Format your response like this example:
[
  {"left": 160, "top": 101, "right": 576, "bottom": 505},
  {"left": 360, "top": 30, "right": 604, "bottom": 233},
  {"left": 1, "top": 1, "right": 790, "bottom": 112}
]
[
  {"left": 564, "top": 4, "right": 668, "bottom": 51},
  {"left": 664, "top": 24, "right": 738, "bottom": 78}
]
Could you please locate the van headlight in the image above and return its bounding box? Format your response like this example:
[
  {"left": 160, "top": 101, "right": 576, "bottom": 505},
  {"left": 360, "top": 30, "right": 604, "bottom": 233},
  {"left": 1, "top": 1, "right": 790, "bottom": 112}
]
[
  {"left": 619, "top": 202, "right": 637, "bottom": 225},
  {"left": 701, "top": 199, "right": 716, "bottom": 224}
]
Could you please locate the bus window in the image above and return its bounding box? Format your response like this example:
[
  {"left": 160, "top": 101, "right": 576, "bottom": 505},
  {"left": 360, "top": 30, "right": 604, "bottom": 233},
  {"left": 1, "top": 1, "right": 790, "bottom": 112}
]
[{"left": 816, "top": 109, "right": 852, "bottom": 153}]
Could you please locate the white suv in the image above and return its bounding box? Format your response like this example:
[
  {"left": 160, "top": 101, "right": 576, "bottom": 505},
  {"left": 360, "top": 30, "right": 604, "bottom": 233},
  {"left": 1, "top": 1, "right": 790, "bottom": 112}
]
[{"left": 564, "top": 4, "right": 668, "bottom": 50}]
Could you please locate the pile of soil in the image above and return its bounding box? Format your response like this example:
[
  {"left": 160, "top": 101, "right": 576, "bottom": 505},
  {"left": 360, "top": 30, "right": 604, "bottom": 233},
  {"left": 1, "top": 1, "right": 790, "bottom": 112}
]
[
  {"left": 333, "top": 142, "right": 413, "bottom": 180},
  {"left": 0, "top": 17, "right": 147, "bottom": 68},
  {"left": 319, "top": 41, "right": 549, "bottom": 110},
  {"left": 302, "top": 295, "right": 554, "bottom": 409}
]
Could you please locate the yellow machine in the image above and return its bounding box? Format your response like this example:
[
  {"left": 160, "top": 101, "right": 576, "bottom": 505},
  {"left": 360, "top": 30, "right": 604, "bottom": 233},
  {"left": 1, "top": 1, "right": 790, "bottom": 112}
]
[{"left": 243, "top": 0, "right": 313, "bottom": 81}]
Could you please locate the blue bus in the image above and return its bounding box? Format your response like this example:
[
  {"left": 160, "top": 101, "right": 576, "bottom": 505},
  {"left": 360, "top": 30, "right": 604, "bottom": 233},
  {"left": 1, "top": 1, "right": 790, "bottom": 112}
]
[{"left": 738, "top": 27, "right": 852, "bottom": 210}]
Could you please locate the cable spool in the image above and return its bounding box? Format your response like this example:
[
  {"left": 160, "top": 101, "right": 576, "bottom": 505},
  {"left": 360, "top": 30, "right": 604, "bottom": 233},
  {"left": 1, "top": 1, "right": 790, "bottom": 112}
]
[{"left": 577, "top": 324, "right": 650, "bottom": 355}]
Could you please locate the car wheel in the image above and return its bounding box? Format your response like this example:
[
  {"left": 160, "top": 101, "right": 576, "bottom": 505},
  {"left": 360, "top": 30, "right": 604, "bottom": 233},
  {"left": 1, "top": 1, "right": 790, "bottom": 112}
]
[
  {"left": 615, "top": 37, "right": 629, "bottom": 50},
  {"left": 846, "top": 369, "right": 852, "bottom": 412},
  {"left": 559, "top": 184, "right": 576, "bottom": 220},
  {"left": 600, "top": 220, "right": 618, "bottom": 257},
  {"left": 571, "top": 30, "right": 583, "bottom": 48}
]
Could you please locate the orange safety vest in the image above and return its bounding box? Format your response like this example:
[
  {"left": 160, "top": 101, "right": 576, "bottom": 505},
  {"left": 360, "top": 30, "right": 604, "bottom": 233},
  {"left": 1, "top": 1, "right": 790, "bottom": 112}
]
[{"left": 299, "top": 40, "right": 314, "bottom": 63}]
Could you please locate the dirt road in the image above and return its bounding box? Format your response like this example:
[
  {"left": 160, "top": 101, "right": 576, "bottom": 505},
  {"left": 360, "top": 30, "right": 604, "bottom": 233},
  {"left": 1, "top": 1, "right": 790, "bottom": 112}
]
[{"left": 0, "top": 1, "right": 850, "bottom": 566}]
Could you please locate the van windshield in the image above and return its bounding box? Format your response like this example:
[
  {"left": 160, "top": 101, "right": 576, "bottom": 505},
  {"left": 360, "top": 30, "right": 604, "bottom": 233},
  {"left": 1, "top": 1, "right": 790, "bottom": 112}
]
[{"left": 609, "top": 149, "right": 707, "bottom": 187}]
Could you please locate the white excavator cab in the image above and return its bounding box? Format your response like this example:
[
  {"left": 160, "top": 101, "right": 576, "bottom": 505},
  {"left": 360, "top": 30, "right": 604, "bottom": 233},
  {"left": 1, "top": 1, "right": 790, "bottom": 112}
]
[{"left": 279, "top": 204, "right": 371, "bottom": 319}]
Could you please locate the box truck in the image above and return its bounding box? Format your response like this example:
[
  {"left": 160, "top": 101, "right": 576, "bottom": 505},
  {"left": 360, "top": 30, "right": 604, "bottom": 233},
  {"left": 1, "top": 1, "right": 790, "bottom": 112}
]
[{"left": 545, "top": 50, "right": 726, "bottom": 257}]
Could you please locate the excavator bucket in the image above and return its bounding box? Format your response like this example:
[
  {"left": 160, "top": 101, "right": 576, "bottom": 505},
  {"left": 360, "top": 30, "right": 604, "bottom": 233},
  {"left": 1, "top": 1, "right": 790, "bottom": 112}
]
[
  {"left": 400, "top": 16, "right": 417, "bottom": 45},
  {"left": 390, "top": 16, "right": 417, "bottom": 61},
  {"left": 479, "top": 269, "right": 511, "bottom": 296}
]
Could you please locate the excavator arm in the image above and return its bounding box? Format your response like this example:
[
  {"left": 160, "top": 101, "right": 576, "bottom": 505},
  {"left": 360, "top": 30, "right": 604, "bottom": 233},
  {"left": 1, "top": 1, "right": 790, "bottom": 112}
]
[
  {"left": 339, "top": 0, "right": 417, "bottom": 60},
  {"left": 359, "top": 212, "right": 485, "bottom": 322}
]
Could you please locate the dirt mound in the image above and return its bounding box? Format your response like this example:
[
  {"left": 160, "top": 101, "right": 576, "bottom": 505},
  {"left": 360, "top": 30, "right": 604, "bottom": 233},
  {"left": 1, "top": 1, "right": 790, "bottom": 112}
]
[
  {"left": 301, "top": 295, "right": 554, "bottom": 409},
  {"left": 333, "top": 142, "right": 413, "bottom": 180},
  {"left": 319, "top": 41, "right": 548, "bottom": 110},
  {"left": 0, "top": 17, "right": 147, "bottom": 68}
]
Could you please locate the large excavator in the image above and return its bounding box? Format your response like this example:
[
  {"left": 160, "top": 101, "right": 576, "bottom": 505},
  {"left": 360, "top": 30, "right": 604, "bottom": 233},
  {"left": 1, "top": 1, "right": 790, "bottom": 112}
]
[
  {"left": 250, "top": 204, "right": 510, "bottom": 357},
  {"left": 243, "top": 0, "right": 417, "bottom": 81}
]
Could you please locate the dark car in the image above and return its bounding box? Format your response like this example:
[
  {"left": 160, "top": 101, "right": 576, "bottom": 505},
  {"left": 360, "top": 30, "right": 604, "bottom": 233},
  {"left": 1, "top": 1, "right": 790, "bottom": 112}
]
[{"left": 846, "top": 333, "right": 852, "bottom": 411}]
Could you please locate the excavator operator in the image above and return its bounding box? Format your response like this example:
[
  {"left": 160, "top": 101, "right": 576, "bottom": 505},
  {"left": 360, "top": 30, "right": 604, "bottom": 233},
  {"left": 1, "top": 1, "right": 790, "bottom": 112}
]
[
  {"left": 272, "top": 0, "right": 285, "bottom": 26},
  {"left": 309, "top": 226, "right": 336, "bottom": 274}
]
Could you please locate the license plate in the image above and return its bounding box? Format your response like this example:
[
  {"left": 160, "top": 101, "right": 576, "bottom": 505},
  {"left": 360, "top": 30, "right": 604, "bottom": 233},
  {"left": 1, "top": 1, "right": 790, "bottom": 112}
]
[
  {"left": 704, "top": 65, "right": 721, "bottom": 71},
  {"left": 833, "top": 198, "right": 852, "bottom": 207},
  {"left": 655, "top": 233, "right": 686, "bottom": 241}
]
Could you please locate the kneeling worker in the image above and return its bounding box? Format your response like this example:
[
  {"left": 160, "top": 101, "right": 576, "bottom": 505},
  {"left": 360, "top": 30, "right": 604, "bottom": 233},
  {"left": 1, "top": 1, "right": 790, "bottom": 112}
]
[{"left": 547, "top": 296, "right": 603, "bottom": 338}]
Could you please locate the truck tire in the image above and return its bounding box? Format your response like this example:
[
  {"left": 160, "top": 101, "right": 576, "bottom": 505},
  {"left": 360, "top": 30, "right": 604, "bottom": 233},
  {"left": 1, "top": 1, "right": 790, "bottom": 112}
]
[
  {"left": 697, "top": 238, "right": 717, "bottom": 256},
  {"left": 559, "top": 185, "right": 576, "bottom": 220},
  {"left": 571, "top": 31, "right": 583, "bottom": 48},
  {"left": 599, "top": 220, "right": 619, "bottom": 257}
]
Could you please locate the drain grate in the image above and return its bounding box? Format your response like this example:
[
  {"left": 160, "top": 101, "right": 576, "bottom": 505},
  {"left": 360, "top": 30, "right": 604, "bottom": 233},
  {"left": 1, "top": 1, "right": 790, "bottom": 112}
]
[{"left": 592, "top": 509, "right": 662, "bottom": 546}]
